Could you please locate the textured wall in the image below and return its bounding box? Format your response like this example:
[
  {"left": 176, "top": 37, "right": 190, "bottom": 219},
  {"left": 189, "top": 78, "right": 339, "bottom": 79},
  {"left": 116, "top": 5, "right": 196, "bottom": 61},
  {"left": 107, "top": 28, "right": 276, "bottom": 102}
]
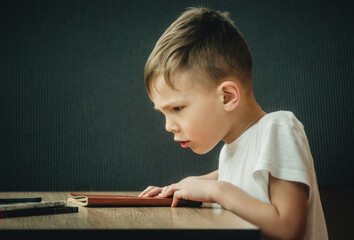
[{"left": 1, "top": 0, "right": 353, "bottom": 191}]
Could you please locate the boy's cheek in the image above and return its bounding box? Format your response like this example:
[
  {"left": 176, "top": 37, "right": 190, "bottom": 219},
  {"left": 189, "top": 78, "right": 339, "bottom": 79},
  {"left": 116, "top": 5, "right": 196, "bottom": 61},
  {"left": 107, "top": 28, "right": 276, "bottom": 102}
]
[{"left": 185, "top": 123, "right": 205, "bottom": 140}]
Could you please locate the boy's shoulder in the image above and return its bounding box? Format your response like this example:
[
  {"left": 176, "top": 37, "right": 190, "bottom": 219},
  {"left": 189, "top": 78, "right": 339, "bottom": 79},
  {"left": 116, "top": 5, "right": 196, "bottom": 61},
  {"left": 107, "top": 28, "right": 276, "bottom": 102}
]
[{"left": 258, "top": 111, "right": 304, "bottom": 130}]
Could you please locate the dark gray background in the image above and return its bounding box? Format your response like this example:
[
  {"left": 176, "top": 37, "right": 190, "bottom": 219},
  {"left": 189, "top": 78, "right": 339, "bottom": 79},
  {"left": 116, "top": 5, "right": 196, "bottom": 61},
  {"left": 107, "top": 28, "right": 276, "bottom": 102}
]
[{"left": 1, "top": 0, "right": 353, "bottom": 191}]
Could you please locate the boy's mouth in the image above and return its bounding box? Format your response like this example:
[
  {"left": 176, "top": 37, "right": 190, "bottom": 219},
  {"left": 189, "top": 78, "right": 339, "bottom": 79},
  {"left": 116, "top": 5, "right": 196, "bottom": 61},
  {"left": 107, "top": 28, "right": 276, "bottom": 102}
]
[{"left": 179, "top": 141, "right": 190, "bottom": 148}]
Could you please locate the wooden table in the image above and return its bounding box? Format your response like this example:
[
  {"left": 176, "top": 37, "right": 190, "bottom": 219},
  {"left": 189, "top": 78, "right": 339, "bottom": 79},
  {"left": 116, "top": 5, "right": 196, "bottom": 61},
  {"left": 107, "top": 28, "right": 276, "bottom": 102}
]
[{"left": 0, "top": 192, "right": 260, "bottom": 239}]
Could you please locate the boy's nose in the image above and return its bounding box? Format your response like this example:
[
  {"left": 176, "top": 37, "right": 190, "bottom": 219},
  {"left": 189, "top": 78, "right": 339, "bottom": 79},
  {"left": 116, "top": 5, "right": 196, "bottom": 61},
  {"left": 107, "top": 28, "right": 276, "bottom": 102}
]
[{"left": 165, "top": 117, "right": 179, "bottom": 133}]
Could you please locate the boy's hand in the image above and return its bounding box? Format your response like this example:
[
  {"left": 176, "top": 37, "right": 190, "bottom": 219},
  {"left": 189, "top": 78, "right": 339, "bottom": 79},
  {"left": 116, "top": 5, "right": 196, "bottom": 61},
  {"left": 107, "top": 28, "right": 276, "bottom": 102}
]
[
  {"left": 138, "top": 176, "right": 200, "bottom": 198},
  {"left": 139, "top": 177, "right": 218, "bottom": 207},
  {"left": 158, "top": 178, "right": 217, "bottom": 207}
]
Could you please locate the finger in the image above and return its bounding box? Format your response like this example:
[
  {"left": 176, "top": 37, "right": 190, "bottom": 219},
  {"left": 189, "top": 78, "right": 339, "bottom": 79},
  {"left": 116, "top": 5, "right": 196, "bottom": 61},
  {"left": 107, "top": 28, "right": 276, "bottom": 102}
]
[
  {"left": 139, "top": 186, "right": 155, "bottom": 197},
  {"left": 145, "top": 187, "right": 163, "bottom": 197},
  {"left": 159, "top": 186, "right": 171, "bottom": 197},
  {"left": 159, "top": 184, "right": 178, "bottom": 198},
  {"left": 139, "top": 186, "right": 162, "bottom": 197},
  {"left": 171, "top": 190, "right": 182, "bottom": 207}
]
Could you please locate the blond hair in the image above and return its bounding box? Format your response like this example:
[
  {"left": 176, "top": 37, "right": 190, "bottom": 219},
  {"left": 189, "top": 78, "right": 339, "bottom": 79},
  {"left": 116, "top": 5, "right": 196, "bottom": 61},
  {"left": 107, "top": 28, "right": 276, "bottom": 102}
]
[{"left": 144, "top": 7, "right": 252, "bottom": 96}]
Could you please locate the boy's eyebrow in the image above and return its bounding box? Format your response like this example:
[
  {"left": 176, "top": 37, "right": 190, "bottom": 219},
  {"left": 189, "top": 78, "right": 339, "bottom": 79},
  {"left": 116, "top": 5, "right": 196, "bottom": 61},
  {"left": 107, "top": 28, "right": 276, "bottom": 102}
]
[
  {"left": 153, "top": 105, "right": 162, "bottom": 111},
  {"left": 153, "top": 100, "right": 182, "bottom": 111},
  {"left": 153, "top": 104, "right": 169, "bottom": 111}
]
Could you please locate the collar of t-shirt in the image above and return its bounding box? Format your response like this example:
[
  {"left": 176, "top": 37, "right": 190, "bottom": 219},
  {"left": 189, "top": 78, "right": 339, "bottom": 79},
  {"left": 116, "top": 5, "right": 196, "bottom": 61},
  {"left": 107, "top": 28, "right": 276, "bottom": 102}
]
[{"left": 225, "top": 122, "right": 259, "bottom": 154}]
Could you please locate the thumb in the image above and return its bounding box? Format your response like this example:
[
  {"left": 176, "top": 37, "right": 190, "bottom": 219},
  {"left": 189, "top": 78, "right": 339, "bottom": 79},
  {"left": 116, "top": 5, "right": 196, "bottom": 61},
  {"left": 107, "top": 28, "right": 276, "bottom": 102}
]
[{"left": 171, "top": 191, "right": 182, "bottom": 207}]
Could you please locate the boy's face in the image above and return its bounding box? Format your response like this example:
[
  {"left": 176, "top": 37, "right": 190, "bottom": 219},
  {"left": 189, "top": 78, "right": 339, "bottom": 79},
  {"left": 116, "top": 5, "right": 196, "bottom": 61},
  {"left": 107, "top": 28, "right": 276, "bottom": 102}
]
[{"left": 151, "top": 71, "right": 228, "bottom": 154}]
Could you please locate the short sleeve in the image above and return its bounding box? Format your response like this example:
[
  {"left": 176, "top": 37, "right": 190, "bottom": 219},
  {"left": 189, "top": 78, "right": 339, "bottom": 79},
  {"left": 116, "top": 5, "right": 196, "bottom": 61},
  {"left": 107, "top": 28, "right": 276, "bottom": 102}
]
[{"left": 252, "top": 114, "right": 312, "bottom": 198}]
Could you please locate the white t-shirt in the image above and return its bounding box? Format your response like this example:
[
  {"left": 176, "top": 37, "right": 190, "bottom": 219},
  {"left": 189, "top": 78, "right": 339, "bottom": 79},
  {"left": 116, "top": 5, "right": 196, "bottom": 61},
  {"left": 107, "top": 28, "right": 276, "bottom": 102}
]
[{"left": 218, "top": 111, "right": 328, "bottom": 240}]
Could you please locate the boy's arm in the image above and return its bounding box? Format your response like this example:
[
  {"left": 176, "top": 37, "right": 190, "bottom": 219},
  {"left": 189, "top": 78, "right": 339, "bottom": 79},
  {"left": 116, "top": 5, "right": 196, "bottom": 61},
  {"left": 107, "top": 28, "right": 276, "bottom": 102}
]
[
  {"left": 192, "top": 170, "right": 218, "bottom": 180},
  {"left": 214, "top": 175, "right": 308, "bottom": 239},
  {"left": 161, "top": 174, "right": 308, "bottom": 240}
]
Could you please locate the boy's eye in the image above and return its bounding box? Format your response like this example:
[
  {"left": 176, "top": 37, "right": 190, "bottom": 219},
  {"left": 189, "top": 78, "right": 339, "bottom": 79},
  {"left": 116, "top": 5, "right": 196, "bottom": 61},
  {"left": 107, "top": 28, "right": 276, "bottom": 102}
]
[{"left": 172, "top": 106, "right": 184, "bottom": 112}]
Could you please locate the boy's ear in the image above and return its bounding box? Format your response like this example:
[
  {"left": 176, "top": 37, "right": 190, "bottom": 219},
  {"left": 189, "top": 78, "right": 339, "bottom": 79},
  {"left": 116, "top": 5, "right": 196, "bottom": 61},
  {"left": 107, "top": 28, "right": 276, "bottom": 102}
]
[{"left": 217, "top": 81, "right": 240, "bottom": 112}]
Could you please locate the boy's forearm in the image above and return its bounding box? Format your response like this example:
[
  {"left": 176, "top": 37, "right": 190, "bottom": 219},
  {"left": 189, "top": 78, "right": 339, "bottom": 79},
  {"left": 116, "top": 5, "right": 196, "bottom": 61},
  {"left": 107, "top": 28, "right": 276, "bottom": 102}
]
[
  {"left": 183, "top": 170, "right": 218, "bottom": 182},
  {"left": 198, "top": 170, "right": 218, "bottom": 180},
  {"left": 211, "top": 181, "right": 296, "bottom": 239}
]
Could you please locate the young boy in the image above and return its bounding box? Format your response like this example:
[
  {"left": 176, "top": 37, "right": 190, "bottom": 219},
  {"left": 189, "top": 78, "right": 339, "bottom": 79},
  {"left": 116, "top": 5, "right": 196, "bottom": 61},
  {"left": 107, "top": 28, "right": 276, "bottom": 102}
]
[{"left": 139, "top": 7, "right": 328, "bottom": 240}]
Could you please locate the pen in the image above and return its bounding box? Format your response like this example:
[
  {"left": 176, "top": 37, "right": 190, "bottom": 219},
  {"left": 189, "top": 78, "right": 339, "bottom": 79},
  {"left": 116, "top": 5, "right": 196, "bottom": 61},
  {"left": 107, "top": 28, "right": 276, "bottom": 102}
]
[{"left": 0, "top": 197, "right": 42, "bottom": 204}]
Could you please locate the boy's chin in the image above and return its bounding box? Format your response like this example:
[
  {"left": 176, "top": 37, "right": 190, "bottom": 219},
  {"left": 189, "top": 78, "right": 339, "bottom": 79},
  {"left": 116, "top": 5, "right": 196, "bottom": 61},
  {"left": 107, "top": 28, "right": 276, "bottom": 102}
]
[{"left": 190, "top": 145, "right": 213, "bottom": 155}]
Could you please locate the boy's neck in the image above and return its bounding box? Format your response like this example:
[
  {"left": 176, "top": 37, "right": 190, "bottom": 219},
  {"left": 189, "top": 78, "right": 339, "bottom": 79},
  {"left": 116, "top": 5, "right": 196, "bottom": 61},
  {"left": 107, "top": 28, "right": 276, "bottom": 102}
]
[{"left": 222, "top": 93, "right": 266, "bottom": 144}]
